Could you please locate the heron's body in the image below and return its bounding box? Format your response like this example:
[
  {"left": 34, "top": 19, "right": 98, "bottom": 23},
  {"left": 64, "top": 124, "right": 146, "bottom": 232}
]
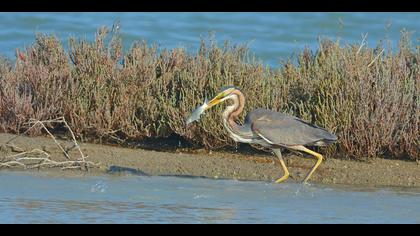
[{"left": 187, "top": 86, "right": 338, "bottom": 183}]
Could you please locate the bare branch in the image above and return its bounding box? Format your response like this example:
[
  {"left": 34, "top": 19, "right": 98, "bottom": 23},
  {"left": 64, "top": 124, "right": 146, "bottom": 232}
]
[
  {"left": 0, "top": 117, "right": 99, "bottom": 171},
  {"left": 367, "top": 48, "right": 385, "bottom": 68}
]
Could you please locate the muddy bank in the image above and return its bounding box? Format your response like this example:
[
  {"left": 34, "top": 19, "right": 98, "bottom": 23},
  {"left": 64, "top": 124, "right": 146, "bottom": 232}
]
[{"left": 0, "top": 132, "right": 419, "bottom": 187}]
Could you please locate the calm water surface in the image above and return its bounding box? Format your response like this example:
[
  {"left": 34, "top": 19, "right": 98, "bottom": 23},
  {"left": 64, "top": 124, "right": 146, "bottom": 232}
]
[
  {"left": 0, "top": 171, "right": 419, "bottom": 223},
  {"left": 0, "top": 13, "right": 420, "bottom": 67}
]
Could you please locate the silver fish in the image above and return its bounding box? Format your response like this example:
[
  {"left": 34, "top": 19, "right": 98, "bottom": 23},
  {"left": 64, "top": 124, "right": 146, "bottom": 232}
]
[{"left": 186, "top": 98, "right": 209, "bottom": 125}]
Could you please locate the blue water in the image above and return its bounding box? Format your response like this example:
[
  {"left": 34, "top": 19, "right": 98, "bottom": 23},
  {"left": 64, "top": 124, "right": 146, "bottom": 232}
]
[
  {"left": 0, "top": 13, "right": 419, "bottom": 67},
  {"left": 0, "top": 171, "right": 419, "bottom": 224}
]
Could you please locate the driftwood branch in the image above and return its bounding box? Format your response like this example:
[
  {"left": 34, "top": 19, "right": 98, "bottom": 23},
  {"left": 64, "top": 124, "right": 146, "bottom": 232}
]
[{"left": 0, "top": 117, "right": 99, "bottom": 171}]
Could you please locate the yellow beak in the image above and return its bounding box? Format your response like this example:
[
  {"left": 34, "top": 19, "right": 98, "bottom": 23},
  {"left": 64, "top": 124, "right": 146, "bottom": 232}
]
[{"left": 205, "top": 92, "right": 225, "bottom": 110}]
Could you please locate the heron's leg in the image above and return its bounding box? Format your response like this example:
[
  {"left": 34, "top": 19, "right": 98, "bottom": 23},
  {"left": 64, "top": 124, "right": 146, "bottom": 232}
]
[
  {"left": 272, "top": 149, "right": 289, "bottom": 183},
  {"left": 291, "top": 145, "right": 323, "bottom": 183}
]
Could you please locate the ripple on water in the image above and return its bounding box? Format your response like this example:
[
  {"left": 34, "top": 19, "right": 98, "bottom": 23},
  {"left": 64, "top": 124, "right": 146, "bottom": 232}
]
[
  {"left": 0, "top": 13, "right": 420, "bottom": 66},
  {"left": 0, "top": 172, "right": 419, "bottom": 223}
]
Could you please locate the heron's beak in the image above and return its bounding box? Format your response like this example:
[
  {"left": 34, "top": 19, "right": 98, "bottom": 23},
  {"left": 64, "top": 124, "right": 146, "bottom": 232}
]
[{"left": 205, "top": 92, "right": 225, "bottom": 110}]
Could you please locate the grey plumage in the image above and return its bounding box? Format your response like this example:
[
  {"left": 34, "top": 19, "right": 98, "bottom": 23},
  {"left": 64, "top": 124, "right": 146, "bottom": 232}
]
[{"left": 246, "top": 108, "right": 337, "bottom": 147}]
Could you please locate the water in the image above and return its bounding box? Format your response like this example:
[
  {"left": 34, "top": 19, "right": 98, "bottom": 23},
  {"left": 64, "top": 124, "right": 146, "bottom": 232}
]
[
  {"left": 1, "top": 13, "right": 420, "bottom": 67},
  {"left": 0, "top": 171, "right": 419, "bottom": 224}
]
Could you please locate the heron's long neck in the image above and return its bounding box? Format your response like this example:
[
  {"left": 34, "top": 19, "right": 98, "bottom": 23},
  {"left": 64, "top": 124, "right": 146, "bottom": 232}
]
[{"left": 222, "top": 90, "right": 245, "bottom": 133}]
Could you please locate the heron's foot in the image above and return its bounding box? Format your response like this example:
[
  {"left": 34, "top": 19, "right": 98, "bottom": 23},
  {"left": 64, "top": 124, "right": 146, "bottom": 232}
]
[
  {"left": 274, "top": 172, "right": 289, "bottom": 183},
  {"left": 288, "top": 145, "right": 324, "bottom": 184},
  {"left": 302, "top": 154, "right": 323, "bottom": 183},
  {"left": 302, "top": 180, "right": 312, "bottom": 186},
  {"left": 301, "top": 179, "right": 311, "bottom": 185}
]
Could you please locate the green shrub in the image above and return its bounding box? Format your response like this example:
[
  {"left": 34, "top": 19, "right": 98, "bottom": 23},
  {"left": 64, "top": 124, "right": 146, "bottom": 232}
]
[{"left": 0, "top": 26, "right": 418, "bottom": 160}]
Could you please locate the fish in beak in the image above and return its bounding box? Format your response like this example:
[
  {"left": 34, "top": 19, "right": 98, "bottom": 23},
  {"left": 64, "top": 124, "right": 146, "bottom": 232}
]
[
  {"left": 186, "top": 87, "right": 236, "bottom": 125},
  {"left": 186, "top": 97, "right": 209, "bottom": 125},
  {"left": 185, "top": 92, "right": 226, "bottom": 125}
]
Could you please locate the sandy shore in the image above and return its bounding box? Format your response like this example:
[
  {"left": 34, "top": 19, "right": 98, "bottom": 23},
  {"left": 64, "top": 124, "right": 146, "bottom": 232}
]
[{"left": 0, "top": 132, "right": 419, "bottom": 187}]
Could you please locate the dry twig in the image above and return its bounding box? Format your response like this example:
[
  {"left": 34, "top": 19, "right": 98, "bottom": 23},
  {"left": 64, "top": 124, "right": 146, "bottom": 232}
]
[{"left": 0, "top": 117, "right": 99, "bottom": 171}]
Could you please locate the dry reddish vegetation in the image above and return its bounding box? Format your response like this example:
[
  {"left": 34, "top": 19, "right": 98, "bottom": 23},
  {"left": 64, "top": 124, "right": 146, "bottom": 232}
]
[{"left": 0, "top": 26, "right": 418, "bottom": 160}]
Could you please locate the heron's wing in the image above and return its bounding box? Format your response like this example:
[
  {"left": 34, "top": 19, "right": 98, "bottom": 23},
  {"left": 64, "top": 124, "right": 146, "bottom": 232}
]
[{"left": 249, "top": 109, "right": 336, "bottom": 146}]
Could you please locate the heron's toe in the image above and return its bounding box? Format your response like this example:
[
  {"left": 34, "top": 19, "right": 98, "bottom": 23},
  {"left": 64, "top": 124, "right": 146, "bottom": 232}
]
[{"left": 274, "top": 173, "right": 289, "bottom": 183}]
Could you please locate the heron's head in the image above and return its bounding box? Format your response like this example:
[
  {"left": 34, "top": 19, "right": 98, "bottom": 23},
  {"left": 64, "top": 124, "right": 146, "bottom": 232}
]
[{"left": 205, "top": 86, "right": 240, "bottom": 110}]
